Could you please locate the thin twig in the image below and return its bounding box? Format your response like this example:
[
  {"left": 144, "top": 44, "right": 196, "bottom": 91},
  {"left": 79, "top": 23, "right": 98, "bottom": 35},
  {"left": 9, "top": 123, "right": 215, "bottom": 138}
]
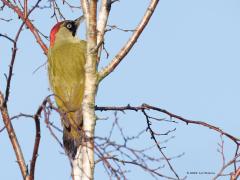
[
  {"left": 1, "top": 0, "right": 48, "bottom": 54},
  {"left": 111, "top": 157, "right": 179, "bottom": 180},
  {"left": 213, "top": 153, "right": 240, "bottom": 180},
  {"left": 234, "top": 145, "right": 239, "bottom": 172},
  {"left": 0, "top": 33, "right": 14, "bottom": 42},
  {"left": 0, "top": 113, "right": 34, "bottom": 132},
  {"left": 231, "top": 168, "right": 240, "bottom": 180},
  {"left": 29, "top": 98, "right": 48, "bottom": 180},
  {"left": 0, "top": 17, "right": 12, "bottom": 22},
  {"left": 106, "top": 25, "right": 135, "bottom": 32},
  {"left": 217, "top": 135, "right": 226, "bottom": 168},
  {"left": 142, "top": 109, "right": 180, "bottom": 179}
]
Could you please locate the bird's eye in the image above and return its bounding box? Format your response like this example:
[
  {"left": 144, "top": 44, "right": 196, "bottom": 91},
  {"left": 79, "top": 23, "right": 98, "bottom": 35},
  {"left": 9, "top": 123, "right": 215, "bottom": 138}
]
[{"left": 66, "top": 23, "right": 72, "bottom": 29}]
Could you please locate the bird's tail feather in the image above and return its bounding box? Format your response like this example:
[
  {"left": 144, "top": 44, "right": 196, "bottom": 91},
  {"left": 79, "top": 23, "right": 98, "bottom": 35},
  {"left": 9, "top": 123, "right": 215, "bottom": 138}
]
[
  {"left": 63, "top": 127, "right": 82, "bottom": 159},
  {"left": 60, "top": 108, "right": 83, "bottom": 159}
]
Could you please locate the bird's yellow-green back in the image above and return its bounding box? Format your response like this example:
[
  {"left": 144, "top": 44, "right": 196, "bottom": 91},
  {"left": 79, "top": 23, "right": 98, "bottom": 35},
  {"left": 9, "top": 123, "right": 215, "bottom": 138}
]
[{"left": 48, "top": 40, "right": 86, "bottom": 157}]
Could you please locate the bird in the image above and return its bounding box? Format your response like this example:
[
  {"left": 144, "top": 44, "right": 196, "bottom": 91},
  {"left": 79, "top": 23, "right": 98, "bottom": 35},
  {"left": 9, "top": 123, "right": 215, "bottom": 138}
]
[{"left": 47, "top": 16, "right": 86, "bottom": 159}]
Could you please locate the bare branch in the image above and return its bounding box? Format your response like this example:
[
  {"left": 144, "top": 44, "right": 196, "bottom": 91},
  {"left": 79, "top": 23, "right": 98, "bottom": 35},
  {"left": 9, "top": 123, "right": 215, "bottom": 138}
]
[
  {"left": 96, "top": 0, "right": 110, "bottom": 63},
  {"left": 0, "top": 17, "right": 12, "bottom": 22},
  {"left": 0, "top": 21, "right": 30, "bottom": 179},
  {"left": 97, "top": 0, "right": 110, "bottom": 43},
  {"left": 24, "top": 0, "right": 27, "bottom": 18},
  {"left": 3, "top": 0, "right": 44, "bottom": 105},
  {"left": 62, "top": 0, "right": 81, "bottom": 10},
  {"left": 0, "top": 91, "right": 29, "bottom": 179},
  {"left": 43, "top": 99, "right": 64, "bottom": 148},
  {"left": 106, "top": 25, "right": 135, "bottom": 32},
  {"left": 0, "top": 33, "right": 15, "bottom": 43},
  {"left": 80, "top": 0, "right": 89, "bottom": 24},
  {"left": 142, "top": 110, "right": 180, "bottom": 179},
  {"left": 50, "top": 1, "right": 65, "bottom": 21},
  {"left": 3, "top": 22, "right": 25, "bottom": 106},
  {"left": 95, "top": 104, "right": 240, "bottom": 144},
  {"left": 234, "top": 145, "right": 239, "bottom": 172},
  {"left": 110, "top": 157, "right": 179, "bottom": 180},
  {"left": 231, "top": 168, "right": 240, "bottom": 180},
  {"left": 93, "top": 110, "right": 183, "bottom": 179},
  {"left": 29, "top": 98, "right": 48, "bottom": 180},
  {"left": 217, "top": 135, "right": 226, "bottom": 168},
  {"left": 1, "top": 0, "right": 48, "bottom": 54},
  {"left": 98, "top": 0, "right": 160, "bottom": 81},
  {"left": 0, "top": 113, "right": 34, "bottom": 132},
  {"left": 213, "top": 154, "right": 240, "bottom": 180}
]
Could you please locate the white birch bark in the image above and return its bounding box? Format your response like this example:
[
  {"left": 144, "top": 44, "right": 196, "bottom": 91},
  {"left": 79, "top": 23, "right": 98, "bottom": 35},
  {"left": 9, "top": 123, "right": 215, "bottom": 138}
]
[
  {"left": 72, "top": 1, "right": 98, "bottom": 180},
  {"left": 72, "top": 0, "right": 159, "bottom": 179}
]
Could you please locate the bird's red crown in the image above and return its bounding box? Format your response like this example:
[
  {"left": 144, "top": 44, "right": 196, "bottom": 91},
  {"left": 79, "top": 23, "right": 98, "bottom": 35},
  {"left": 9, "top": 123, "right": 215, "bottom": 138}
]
[{"left": 50, "top": 22, "right": 63, "bottom": 48}]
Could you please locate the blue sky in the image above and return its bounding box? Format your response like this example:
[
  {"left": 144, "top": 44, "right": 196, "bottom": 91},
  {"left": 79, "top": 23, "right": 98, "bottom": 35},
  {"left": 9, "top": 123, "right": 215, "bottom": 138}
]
[{"left": 1, "top": 0, "right": 240, "bottom": 179}]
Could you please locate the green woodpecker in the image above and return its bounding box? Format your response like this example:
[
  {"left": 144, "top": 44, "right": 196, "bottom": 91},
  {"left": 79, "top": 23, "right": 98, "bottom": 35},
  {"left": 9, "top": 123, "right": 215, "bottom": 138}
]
[{"left": 47, "top": 17, "right": 86, "bottom": 159}]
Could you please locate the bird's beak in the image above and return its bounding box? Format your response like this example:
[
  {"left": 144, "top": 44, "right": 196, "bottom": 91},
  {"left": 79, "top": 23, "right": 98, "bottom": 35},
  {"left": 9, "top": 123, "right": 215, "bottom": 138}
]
[{"left": 74, "top": 15, "right": 85, "bottom": 28}]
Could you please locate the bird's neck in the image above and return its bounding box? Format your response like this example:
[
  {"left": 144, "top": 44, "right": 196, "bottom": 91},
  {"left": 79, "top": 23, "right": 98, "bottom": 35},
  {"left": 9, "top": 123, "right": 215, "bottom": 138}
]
[{"left": 53, "top": 29, "right": 79, "bottom": 48}]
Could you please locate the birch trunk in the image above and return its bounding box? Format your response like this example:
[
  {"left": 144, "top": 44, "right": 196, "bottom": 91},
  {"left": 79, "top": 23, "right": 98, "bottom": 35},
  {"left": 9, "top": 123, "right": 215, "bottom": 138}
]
[{"left": 72, "top": 1, "right": 98, "bottom": 180}]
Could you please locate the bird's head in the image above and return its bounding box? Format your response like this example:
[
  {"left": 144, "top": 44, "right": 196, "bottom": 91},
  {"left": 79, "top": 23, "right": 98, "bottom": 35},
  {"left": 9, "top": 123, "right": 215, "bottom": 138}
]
[{"left": 49, "top": 16, "right": 84, "bottom": 48}]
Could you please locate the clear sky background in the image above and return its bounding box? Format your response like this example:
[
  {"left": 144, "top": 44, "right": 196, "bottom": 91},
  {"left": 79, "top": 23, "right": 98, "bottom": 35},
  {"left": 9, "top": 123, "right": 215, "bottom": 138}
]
[{"left": 0, "top": 0, "right": 240, "bottom": 179}]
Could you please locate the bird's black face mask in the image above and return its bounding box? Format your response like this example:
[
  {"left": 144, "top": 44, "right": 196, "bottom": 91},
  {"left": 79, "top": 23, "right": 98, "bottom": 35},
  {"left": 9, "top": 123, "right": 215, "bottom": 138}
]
[{"left": 64, "top": 21, "right": 78, "bottom": 37}]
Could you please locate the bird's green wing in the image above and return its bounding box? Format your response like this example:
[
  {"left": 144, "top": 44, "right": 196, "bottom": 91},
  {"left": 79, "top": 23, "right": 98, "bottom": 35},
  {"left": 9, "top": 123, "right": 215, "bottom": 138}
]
[{"left": 48, "top": 40, "right": 86, "bottom": 127}]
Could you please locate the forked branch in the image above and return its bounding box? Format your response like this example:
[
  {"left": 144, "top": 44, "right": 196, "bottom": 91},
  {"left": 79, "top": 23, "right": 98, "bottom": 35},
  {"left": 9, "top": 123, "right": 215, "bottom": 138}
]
[
  {"left": 98, "top": 0, "right": 160, "bottom": 81},
  {"left": 95, "top": 104, "right": 240, "bottom": 145}
]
